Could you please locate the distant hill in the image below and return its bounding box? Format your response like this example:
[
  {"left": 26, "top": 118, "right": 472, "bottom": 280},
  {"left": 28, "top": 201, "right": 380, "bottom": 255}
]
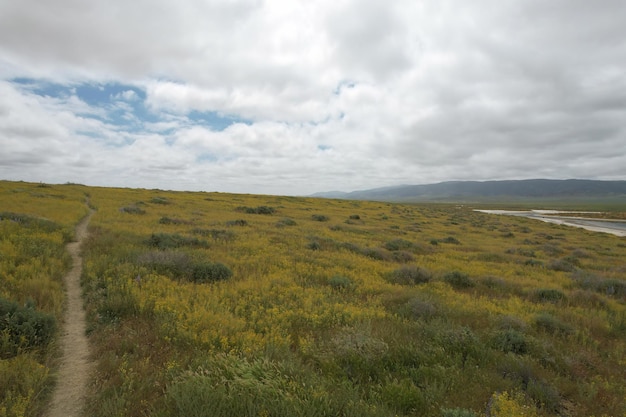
[{"left": 311, "top": 179, "right": 626, "bottom": 202}]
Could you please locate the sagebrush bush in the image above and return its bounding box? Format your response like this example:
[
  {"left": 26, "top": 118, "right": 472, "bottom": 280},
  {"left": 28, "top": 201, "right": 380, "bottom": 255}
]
[
  {"left": 441, "top": 408, "right": 478, "bottom": 417},
  {"left": 147, "top": 233, "right": 208, "bottom": 249},
  {"left": 0, "top": 297, "right": 56, "bottom": 358},
  {"left": 190, "top": 262, "right": 233, "bottom": 283},
  {"left": 534, "top": 313, "right": 573, "bottom": 336},
  {"left": 533, "top": 288, "right": 566, "bottom": 303},
  {"left": 119, "top": 204, "right": 145, "bottom": 214},
  {"left": 311, "top": 214, "right": 330, "bottom": 222},
  {"left": 443, "top": 271, "right": 474, "bottom": 289},
  {"left": 328, "top": 275, "right": 352, "bottom": 290},
  {"left": 225, "top": 219, "right": 248, "bottom": 226},
  {"left": 384, "top": 238, "right": 414, "bottom": 251},
  {"left": 386, "top": 265, "right": 432, "bottom": 285},
  {"left": 490, "top": 329, "right": 528, "bottom": 355},
  {"left": 237, "top": 205, "right": 276, "bottom": 215}
]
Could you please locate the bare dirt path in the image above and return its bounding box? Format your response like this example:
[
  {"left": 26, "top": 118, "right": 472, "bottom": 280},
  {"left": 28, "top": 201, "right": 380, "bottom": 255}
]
[{"left": 46, "top": 209, "right": 94, "bottom": 417}]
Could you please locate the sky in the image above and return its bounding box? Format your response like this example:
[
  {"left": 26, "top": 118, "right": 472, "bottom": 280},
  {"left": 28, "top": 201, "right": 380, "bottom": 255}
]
[{"left": 1, "top": 0, "right": 625, "bottom": 196}]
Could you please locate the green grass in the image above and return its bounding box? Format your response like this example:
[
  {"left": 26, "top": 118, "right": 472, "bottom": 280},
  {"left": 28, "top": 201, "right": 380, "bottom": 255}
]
[{"left": 2, "top": 180, "right": 626, "bottom": 417}]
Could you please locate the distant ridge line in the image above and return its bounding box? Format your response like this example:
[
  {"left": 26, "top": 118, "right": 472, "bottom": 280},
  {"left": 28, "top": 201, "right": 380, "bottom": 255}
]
[{"left": 311, "top": 179, "right": 626, "bottom": 202}]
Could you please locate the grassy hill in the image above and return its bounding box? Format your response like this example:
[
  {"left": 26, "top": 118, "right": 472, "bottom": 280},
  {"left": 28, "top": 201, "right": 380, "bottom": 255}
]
[
  {"left": 314, "top": 179, "right": 626, "bottom": 204},
  {"left": 1, "top": 180, "right": 625, "bottom": 416}
]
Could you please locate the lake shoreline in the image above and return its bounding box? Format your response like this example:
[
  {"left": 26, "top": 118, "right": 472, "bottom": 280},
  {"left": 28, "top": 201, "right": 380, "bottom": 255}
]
[{"left": 475, "top": 209, "right": 626, "bottom": 237}]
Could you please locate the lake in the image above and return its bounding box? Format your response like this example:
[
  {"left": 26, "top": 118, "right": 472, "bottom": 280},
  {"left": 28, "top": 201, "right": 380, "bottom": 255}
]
[{"left": 475, "top": 209, "right": 626, "bottom": 237}]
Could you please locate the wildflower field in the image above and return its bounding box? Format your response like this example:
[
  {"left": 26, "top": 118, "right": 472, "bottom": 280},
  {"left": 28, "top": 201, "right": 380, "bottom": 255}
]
[{"left": 1, "top": 180, "right": 625, "bottom": 416}]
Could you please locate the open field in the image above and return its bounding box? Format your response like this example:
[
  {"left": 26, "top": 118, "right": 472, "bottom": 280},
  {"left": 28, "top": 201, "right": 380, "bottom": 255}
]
[{"left": 1, "top": 180, "right": 625, "bottom": 417}]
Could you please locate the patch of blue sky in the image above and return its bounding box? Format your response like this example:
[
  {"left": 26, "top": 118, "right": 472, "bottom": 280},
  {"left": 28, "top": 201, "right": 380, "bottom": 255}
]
[
  {"left": 10, "top": 78, "right": 252, "bottom": 133},
  {"left": 196, "top": 153, "right": 219, "bottom": 163},
  {"left": 188, "top": 110, "right": 251, "bottom": 132}
]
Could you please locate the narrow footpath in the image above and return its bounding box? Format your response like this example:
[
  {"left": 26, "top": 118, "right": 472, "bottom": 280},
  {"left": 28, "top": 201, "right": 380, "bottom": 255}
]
[{"left": 46, "top": 210, "right": 94, "bottom": 417}]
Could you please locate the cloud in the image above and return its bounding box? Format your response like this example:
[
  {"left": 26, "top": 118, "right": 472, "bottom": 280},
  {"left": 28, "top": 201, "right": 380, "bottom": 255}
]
[{"left": 1, "top": 0, "right": 625, "bottom": 194}]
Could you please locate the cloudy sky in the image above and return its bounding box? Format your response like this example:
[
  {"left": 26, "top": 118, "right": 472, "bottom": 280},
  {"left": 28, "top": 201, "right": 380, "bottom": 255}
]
[{"left": 1, "top": 0, "right": 625, "bottom": 195}]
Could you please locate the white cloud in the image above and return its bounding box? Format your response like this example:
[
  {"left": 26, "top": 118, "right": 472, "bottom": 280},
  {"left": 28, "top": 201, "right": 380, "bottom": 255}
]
[{"left": 1, "top": 0, "right": 625, "bottom": 194}]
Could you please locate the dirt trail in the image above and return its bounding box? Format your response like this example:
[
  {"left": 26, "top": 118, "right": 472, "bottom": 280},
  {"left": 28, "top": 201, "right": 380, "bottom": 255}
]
[{"left": 46, "top": 210, "right": 94, "bottom": 417}]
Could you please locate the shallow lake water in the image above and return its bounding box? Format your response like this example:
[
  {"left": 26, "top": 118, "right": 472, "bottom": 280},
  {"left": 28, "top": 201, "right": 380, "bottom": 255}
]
[{"left": 475, "top": 209, "right": 626, "bottom": 237}]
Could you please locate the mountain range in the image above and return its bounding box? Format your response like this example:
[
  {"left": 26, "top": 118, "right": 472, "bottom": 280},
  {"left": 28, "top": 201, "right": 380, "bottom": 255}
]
[{"left": 311, "top": 179, "right": 626, "bottom": 202}]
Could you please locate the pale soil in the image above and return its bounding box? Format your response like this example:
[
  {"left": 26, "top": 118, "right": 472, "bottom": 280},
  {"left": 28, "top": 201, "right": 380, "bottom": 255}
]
[{"left": 46, "top": 210, "right": 94, "bottom": 417}]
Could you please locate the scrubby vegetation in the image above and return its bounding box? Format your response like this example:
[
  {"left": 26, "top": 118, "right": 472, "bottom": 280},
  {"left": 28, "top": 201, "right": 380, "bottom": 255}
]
[
  {"left": 0, "top": 182, "right": 89, "bottom": 416},
  {"left": 2, "top": 180, "right": 626, "bottom": 416}
]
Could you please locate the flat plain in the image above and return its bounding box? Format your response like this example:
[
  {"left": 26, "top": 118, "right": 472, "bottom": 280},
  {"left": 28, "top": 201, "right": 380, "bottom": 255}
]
[{"left": 1, "top": 180, "right": 625, "bottom": 417}]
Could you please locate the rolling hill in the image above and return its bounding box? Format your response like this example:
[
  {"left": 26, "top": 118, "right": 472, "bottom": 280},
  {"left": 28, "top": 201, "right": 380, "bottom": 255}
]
[{"left": 312, "top": 179, "right": 626, "bottom": 202}]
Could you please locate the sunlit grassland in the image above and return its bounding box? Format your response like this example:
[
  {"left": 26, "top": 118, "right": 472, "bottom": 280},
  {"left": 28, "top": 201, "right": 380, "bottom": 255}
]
[
  {"left": 2, "top": 180, "right": 626, "bottom": 416},
  {"left": 0, "top": 181, "right": 90, "bottom": 417}
]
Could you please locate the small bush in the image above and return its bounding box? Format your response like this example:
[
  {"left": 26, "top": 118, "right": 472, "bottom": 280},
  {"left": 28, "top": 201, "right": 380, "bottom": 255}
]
[
  {"left": 533, "top": 288, "right": 566, "bottom": 303},
  {"left": 307, "top": 241, "right": 321, "bottom": 250},
  {"left": 150, "top": 197, "right": 170, "bottom": 204},
  {"left": 383, "top": 238, "right": 414, "bottom": 251},
  {"left": 147, "top": 233, "right": 208, "bottom": 250},
  {"left": 361, "top": 247, "right": 392, "bottom": 261},
  {"left": 311, "top": 214, "right": 330, "bottom": 222},
  {"left": 0, "top": 297, "right": 56, "bottom": 358},
  {"left": 386, "top": 266, "right": 432, "bottom": 285},
  {"left": 349, "top": 214, "right": 360, "bottom": 220},
  {"left": 276, "top": 218, "right": 297, "bottom": 227},
  {"left": 443, "top": 271, "right": 474, "bottom": 289},
  {"left": 159, "top": 216, "right": 189, "bottom": 225},
  {"left": 119, "top": 205, "right": 145, "bottom": 214},
  {"left": 534, "top": 313, "right": 573, "bottom": 336},
  {"left": 547, "top": 258, "right": 576, "bottom": 272},
  {"left": 441, "top": 408, "right": 478, "bottom": 417},
  {"left": 137, "top": 251, "right": 191, "bottom": 278},
  {"left": 190, "top": 262, "right": 233, "bottom": 283},
  {"left": 491, "top": 329, "right": 528, "bottom": 355},
  {"left": 237, "top": 206, "right": 276, "bottom": 215},
  {"left": 192, "top": 228, "right": 236, "bottom": 242},
  {"left": 405, "top": 298, "right": 437, "bottom": 320},
  {"left": 392, "top": 251, "right": 414, "bottom": 263},
  {"left": 328, "top": 275, "right": 352, "bottom": 290},
  {"left": 226, "top": 219, "right": 248, "bottom": 227},
  {"left": 441, "top": 236, "right": 461, "bottom": 244},
  {"left": 526, "top": 379, "right": 561, "bottom": 413}
]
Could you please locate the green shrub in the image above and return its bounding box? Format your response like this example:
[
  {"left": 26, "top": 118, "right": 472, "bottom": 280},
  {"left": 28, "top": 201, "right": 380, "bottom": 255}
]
[
  {"left": 137, "top": 251, "right": 191, "bottom": 279},
  {"left": 533, "top": 288, "right": 566, "bottom": 303},
  {"left": 361, "top": 247, "right": 392, "bottom": 261},
  {"left": 386, "top": 266, "right": 432, "bottom": 285},
  {"left": 159, "top": 216, "right": 189, "bottom": 225},
  {"left": 190, "top": 262, "right": 232, "bottom": 283},
  {"left": 526, "top": 378, "right": 561, "bottom": 413},
  {"left": 147, "top": 233, "right": 207, "bottom": 250},
  {"left": 441, "top": 408, "right": 478, "bottom": 417},
  {"left": 119, "top": 205, "right": 145, "bottom": 214},
  {"left": 311, "top": 214, "right": 330, "bottom": 222},
  {"left": 0, "top": 297, "right": 56, "bottom": 358},
  {"left": 391, "top": 251, "right": 415, "bottom": 263},
  {"left": 443, "top": 271, "right": 474, "bottom": 289},
  {"left": 225, "top": 219, "right": 248, "bottom": 227},
  {"left": 441, "top": 236, "right": 461, "bottom": 244},
  {"left": 307, "top": 241, "right": 321, "bottom": 250},
  {"left": 491, "top": 329, "right": 528, "bottom": 355},
  {"left": 191, "top": 228, "right": 236, "bottom": 242},
  {"left": 276, "top": 218, "right": 297, "bottom": 227},
  {"left": 150, "top": 197, "right": 170, "bottom": 204},
  {"left": 548, "top": 258, "right": 576, "bottom": 272},
  {"left": 533, "top": 313, "right": 573, "bottom": 336},
  {"left": 328, "top": 275, "right": 352, "bottom": 290},
  {"left": 237, "top": 206, "right": 276, "bottom": 215},
  {"left": 384, "top": 238, "right": 414, "bottom": 251},
  {"left": 405, "top": 298, "right": 437, "bottom": 320}
]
